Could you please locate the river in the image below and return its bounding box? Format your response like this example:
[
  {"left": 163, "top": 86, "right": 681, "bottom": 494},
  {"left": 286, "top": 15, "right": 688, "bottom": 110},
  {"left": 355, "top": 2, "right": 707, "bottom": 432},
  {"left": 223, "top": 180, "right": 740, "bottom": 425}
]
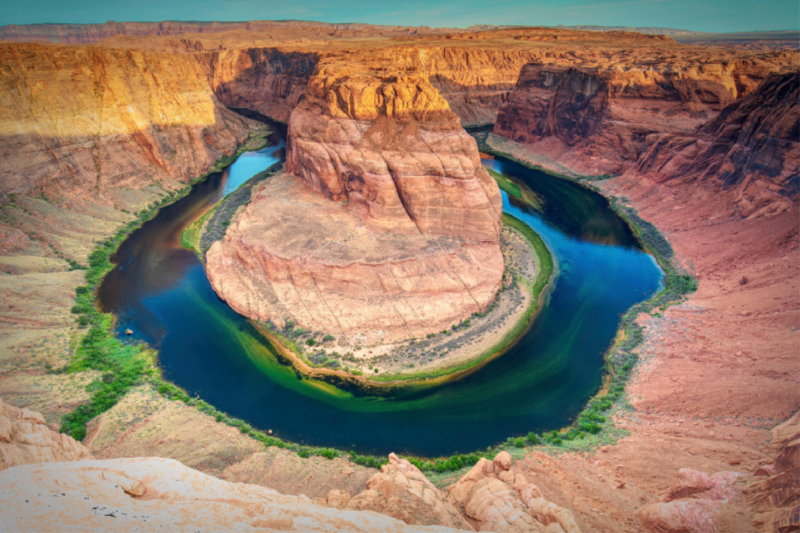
[{"left": 98, "top": 126, "right": 662, "bottom": 457}]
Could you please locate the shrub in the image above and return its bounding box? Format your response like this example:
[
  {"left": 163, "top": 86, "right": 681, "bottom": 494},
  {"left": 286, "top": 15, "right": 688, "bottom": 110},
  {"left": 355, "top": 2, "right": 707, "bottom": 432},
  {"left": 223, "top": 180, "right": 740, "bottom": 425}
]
[{"left": 319, "top": 449, "right": 337, "bottom": 460}]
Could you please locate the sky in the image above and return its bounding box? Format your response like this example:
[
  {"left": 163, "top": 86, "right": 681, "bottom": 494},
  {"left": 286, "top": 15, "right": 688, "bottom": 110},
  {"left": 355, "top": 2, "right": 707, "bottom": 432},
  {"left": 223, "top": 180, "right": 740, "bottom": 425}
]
[{"left": 2, "top": 0, "right": 798, "bottom": 33}]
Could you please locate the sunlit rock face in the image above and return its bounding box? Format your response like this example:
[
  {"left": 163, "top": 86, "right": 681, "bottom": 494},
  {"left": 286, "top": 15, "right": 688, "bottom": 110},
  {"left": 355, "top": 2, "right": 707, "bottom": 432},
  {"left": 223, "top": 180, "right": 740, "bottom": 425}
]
[
  {"left": 0, "top": 457, "right": 463, "bottom": 533},
  {"left": 286, "top": 66, "right": 502, "bottom": 241},
  {"left": 0, "top": 42, "right": 256, "bottom": 203}
]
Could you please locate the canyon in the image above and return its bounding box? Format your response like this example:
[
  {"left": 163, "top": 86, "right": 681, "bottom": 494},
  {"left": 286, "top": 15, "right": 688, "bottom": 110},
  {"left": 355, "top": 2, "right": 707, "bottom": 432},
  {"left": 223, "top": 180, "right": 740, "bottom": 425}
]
[{"left": 0, "top": 20, "right": 797, "bottom": 533}]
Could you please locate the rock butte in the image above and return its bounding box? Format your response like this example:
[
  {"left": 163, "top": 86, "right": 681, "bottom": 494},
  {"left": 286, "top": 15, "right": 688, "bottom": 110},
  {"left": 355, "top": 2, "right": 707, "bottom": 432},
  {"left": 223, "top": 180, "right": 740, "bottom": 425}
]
[
  {"left": 207, "top": 65, "right": 506, "bottom": 346},
  {"left": 206, "top": 173, "right": 503, "bottom": 344},
  {"left": 0, "top": 21, "right": 797, "bottom": 533}
]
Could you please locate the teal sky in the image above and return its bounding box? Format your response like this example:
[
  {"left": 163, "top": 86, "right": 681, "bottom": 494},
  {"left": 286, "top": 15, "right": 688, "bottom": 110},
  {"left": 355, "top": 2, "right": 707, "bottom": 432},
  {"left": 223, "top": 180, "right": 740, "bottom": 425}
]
[{"left": 2, "top": 0, "right": 798, "bottom": 33}]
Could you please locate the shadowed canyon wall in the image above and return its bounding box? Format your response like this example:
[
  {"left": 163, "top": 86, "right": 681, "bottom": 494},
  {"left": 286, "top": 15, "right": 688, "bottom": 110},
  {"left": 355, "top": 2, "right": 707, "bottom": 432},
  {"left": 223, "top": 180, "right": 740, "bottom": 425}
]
[
  {"left": 633, "top": 71, "right": 799, "bottom": 217},
  {"left": 492, "top": 51, "right": 798, "bottom": 177}
]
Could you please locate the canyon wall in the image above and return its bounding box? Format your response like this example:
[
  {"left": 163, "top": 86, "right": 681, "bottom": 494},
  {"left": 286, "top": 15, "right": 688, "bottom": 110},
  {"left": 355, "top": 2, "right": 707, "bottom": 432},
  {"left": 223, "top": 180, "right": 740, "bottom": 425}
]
[
  {"left": 492, "top": 51, "right": 798, "bottom": 177},
  {"left": 0, "top": 43, "right": 259, "bottom": 204},
  {"left": 634, "top": 70, "right": 799, "bottom": 217}
]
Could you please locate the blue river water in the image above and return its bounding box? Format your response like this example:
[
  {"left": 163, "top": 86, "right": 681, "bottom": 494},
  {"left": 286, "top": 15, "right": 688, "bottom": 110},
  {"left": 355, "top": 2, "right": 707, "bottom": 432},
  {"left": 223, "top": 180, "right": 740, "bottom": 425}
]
[{"left": 98, "top": 133, "right": 662, "bottom": 457}]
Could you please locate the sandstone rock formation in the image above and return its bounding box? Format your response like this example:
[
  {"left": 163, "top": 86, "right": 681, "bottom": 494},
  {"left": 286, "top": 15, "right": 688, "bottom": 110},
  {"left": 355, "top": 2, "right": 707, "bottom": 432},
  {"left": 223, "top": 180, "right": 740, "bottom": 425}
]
[
  {"left": 0, "top": 457, "right": 461, "bottom": 532},
  {"left": 0, "top": 398, "right": 91, "bottom": 470},
  {"left": 206, "top": 61, "right": 505, "bottom": 345},
  {"left": 286, "top": 67, "right": 502, "bottom": 240},
  {"left": 493, "top": 52, "right": 797, "bottom": 177},
  {"left": 633, "top": 70, "right": 799, "bottom": 217},
  {"left": 636, "top": 468, "right": 743, "bottom": 533},
  {"left": 206, "top": 172, "right": 502, "bottom": 343},
  {"left": 446, "top": 451, "right": 582, "bottom": 533},
  {"left": 745, "top": 411, "right": 800, "bottom": 533},
  {"left": 339, "top": 453, "right": 474, "bottom": 530},
  {"left": 0, "top": 42, "right": 259, "bottom": 203}
]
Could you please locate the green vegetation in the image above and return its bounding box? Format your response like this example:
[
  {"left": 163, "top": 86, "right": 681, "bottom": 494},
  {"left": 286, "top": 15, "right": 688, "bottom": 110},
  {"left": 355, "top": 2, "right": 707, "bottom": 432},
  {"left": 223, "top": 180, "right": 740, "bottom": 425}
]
[
  {"left": 61, "top": 127, "right": 698, "bottom": 476},
  {"left": 59, "top": 191, "right": 194, "bottom": 439},
  {"left": 182, "top": 161, "right": 283, "bottom": 259},
  {"left": 486, "top": 167, "right": 523, "bottom": 199},
  {"left": 60, "top": 133, "right": 270, "bottom": 441}
]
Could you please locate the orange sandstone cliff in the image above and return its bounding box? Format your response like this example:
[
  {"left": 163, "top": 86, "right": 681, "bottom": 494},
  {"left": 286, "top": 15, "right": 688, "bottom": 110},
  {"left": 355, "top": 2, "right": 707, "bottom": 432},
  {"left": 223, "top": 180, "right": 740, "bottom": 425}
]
[
  {"left": 206, "top": 68, "right": 504, "bottom": 343},
  {"left": 0, "top": 42, "right": 259, "bottom": 205}
]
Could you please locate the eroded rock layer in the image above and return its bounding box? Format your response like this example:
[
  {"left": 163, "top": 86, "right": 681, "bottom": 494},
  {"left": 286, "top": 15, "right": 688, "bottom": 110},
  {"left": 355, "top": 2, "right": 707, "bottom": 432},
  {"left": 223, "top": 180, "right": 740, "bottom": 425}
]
[
  {"left": 206, "top": 173, "right": 503, "bottom": 343},
  {"left": 493, "top": 52, "right": 798, "bottom": 177},
  {"left": 286, "top": 67, "right": 503, "bottom": 241},
  {"left": 0, "top": 42, "right": 258, "bottom": 202}
]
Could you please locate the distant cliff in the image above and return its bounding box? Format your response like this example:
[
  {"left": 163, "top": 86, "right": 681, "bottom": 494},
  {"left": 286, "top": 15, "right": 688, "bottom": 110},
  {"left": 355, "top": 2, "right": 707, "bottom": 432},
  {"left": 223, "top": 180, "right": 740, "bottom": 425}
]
[{"left": 493, "top": 51, "right": 797, "bottom": 177}]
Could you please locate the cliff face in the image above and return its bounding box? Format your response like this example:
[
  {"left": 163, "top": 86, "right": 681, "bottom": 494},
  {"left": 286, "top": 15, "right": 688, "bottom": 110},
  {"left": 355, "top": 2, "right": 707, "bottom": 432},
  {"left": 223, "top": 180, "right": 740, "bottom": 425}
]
[
  {"left": 634, "top": 71, "right": 799, "bottom": 217},
  {"left": 201, "top": 48, "right": 319, "bottom": 124},
  {"left": 286, "top": 66, "right": 502, "bottom": 241},
  {"left": 493, "top": 52, "right": 797, "bottom": 176},
  {"left": 0, "top": 43, "right": 258, "bottom": 203}
]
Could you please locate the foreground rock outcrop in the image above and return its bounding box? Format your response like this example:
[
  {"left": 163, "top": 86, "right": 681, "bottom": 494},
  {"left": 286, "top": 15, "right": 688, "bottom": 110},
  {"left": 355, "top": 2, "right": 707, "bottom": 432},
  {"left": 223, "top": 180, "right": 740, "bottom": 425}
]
[
  {"left": 447, "top": 451, "right": 581, "bottom": 533},
  {"left": 336, "top": 453, "right": 474, "bottom": 530},
  {"left": 0, "top": 397, "right": 91, "bottom": 470},
  {"left": 745, "top": 412, "right": 800, "bottom": 533},
  {"left": 0, "top": 457, "right": 460, "bottom": 532},
  {"left": 636, "top": 468, "right": 743, "bottom": 533}
]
